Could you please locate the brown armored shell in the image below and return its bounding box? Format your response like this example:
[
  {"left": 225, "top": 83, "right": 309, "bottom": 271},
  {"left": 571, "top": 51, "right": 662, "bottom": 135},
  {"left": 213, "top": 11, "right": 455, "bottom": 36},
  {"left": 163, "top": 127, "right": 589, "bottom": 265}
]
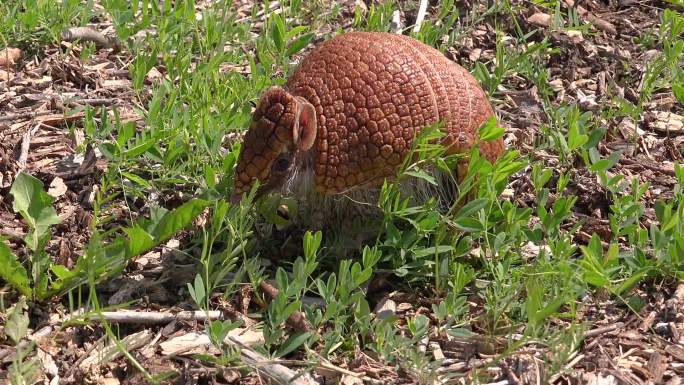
[{"left": 234, "top": 31, "right": 504, "bottom": 198}]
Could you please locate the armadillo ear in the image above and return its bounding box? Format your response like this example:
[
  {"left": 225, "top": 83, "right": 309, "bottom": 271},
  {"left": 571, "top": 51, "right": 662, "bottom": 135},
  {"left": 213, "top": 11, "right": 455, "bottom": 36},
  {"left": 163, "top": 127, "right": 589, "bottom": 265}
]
[{"left": 293, "top": 96, "right": 317, "bottom": 151}]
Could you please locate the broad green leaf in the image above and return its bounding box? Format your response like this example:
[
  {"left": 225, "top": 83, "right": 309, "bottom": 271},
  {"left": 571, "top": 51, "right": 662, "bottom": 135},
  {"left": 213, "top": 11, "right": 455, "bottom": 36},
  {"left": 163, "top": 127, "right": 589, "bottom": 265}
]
[
  {"left": 271, "top": 14, "right": 285, "bottom": 52},
  {"left": 279, "top": 300, "right": 302, "bottom": 324},
  {"left": 613, "top": 267, "right": 652, "bottom": 296},
  {"left": 416, "top": 211, "right": 440, "bottom": 232},
  {"left": 413, "top": 245, "right": 453, "bottom": 258},
  {"left": 604, "top": 243, "right": 619, "bottom": 266},
  {"left": 9, "top": 172, "right": 60, "bottom": 237},
  {"left": 147, "top": 199, "right": 210, "bottom": 242},
  {"left": 122, "top": 139, "right": 156, "bottom": 158},
  {"left": 673, "top": 82, "right": 684, "bottom": 105},
  {"left": 275, "top": 331, "right": 311, "bottom": 358},
  {"left": 529, "top": 297, "right": 565, "bottom": 324},
  {"left": 204, "top": 165, "right": 216, "bottom": 189},
  {"left": 447, "top": 328, "right": 474, "bottom": 338},
  {"left": 662, "top": 210, "right": 680, "bottom": 232},
  {"left": 124, "top": 226, "right": 155, "bottom": 256},
  {"left": 303, "top": 231, "right": 322, "bottom": 260},
  {"left": 589, "top": 151, "right": 621, "bottom": 172},
  {"left": 285, "top": 26, "right": 308, "bottom": 39},
  {"left": 479, "top": 119, "right": 506, "bottom": 142},
  {"left": 582, "top": 270, "right": 610, "bottom": 288},
  {"left": 567, "top": 121, "right": 588, "bottom": 150},
  {"left": 586, "top": 127, "right": 606, "bottom": 149},
  {"left": 451, "top": 217, "right": 483, "bottom": 232},
  {"left": 121, "top": 172, "right": 153, "bottom": 189},
  {"left": 453, "top": 198, "right": 489, "bottom": 220},
  {"left": 116, "top": 121, "right": 136, "bottom": 146},
  {"left": 50, "top": 197, "right": 206, "bottom": 297},
  {"left": 353, "top": 267, "right": 373, "bottom": 287},
  {"left": 285, "top": 32, "right": 313, "bottom": 57},
  {"left": 51, "top": 264, "right": 75, "bottom": 280},
  {"left": 189, "top": 274, "right": 206, "bottom": 307},
  {"left": 403, "top": 169, "right": 437, "bottom": 186},
  {"left": 6, "top": 297, "right": 29, "bottom": 345},
  {"left": 0, "top": 240, "right": 31, "bottom": 296}
]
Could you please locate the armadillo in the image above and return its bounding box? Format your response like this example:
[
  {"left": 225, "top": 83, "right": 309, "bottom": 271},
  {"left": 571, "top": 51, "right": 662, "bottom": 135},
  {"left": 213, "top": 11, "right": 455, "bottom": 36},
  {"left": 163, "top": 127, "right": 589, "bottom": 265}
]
[{"left": 230, "top": 31, "right": 505, "bottom": 211}]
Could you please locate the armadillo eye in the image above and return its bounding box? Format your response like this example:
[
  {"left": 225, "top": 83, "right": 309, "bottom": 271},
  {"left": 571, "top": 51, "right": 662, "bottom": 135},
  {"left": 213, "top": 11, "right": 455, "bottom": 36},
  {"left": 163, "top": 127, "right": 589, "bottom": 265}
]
[{"left": 273, "top": 156, "right": 290, "bottom": 172}]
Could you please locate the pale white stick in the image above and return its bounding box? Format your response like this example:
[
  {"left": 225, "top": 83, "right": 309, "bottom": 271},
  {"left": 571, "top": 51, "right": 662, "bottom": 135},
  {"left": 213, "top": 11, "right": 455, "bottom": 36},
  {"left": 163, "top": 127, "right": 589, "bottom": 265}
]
[
  {"left": 69, "top": 309, "right": 223, "bottom": 324},
  {"left": 412, "top": 0, "right": 428, "bottom": 33}
]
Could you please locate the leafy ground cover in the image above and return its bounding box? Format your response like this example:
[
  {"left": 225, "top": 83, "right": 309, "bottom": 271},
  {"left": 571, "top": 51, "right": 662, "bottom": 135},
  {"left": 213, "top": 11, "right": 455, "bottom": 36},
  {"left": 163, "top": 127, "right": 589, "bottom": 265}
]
[{"left": 1, "top": 0, "right": 684, "bottom": 384}]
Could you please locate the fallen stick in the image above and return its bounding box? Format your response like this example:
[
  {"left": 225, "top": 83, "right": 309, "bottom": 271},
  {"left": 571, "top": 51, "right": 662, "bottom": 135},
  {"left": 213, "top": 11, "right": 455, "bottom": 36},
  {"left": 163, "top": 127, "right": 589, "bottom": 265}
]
[
  {"left": 66, "top": 97, "right": 118, "bottom": 107},
  {"left": 61, "top": 27, "right": 121, "bottom": 52},
  {"left": 68, "top": 309, "right": 223, "bottom": 325},
  {"left": 412, "top": 0, "right": 428, "bottom": 33},
  {"left": 584, "top": 322, "right": 624, "bottom": 338},
  {"left": 17, "top": 123, "right": 40, "bottom": 171},
  {"left": 547, "top": 353, "right": 585, "bottom": 383},
  {"left": 0, "top": 110, "right": 66, "bottom": 123},
  {"left": 227, "top": 335, "right": 319, "bottom": 385}
]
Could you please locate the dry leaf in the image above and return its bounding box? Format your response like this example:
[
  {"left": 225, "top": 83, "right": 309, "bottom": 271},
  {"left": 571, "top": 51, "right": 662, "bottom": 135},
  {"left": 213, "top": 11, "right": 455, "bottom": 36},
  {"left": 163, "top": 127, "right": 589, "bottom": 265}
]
[
  {"left": 431, "top": 341, "right": 445, "bottom": 360},
  {"left": 469, "top": 48, "right": 482, "bottom": 62},
  {"left": 0, "top": 47, "right": 22, "bottom": 67},
  {"left": 564, "top": 30, "right": 584, "bottom": 43},
  {"left": 665, "top": 344, "right": 684, "bottom": 362},
  {"left": 396, "top": 302, "right": 413, "bottom": 312},
  {"left": 549, "top": 79, "right": 564, "bottom": 92},
  {"left": 528, "top": 13, "right": 552, "bottom": 28},
  {"left": 48, "top": 176, "right": 68, "bottom": 198},
  {"left": 146, "top": 67, "right": 163, "bottom": 82},
  {"left": 587, "top": 13, "right": 617, "bottom": 35}
]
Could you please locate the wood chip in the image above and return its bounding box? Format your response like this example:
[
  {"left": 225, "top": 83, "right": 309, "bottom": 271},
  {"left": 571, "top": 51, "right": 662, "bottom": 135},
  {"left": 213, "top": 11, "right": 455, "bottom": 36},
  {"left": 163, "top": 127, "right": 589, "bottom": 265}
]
[
  {"left": 665, "top": 344, "right": 684, "bottom": 362},
  {"left": 79, "top": 329, "right": 153, "bottom": 371},
  {"left": 341, "top": 374, "right": 364, "bottom": 385},
  {"left": 647, "top": 351, "right": 667, "bottom": 383},
  {"left": 640, "top": 311, "right": 657, "bottom": 331},
  {"left": 159, "top": 329, "right": 264, "bottom": 356},
  {"left": 47, "top": 176, "right": 68, "bottom": 198},
  {"left": 37, "top": 112, "right": 85, "bottom": 126},
  {"left": 102, "top": 78, "right": 132, "bottom": 88},
  {"left": 373, "top": 297, "right": 397, "bottom": 320},
  {"left": 646, "top": 111, "right": 684, "bottom": 134}
]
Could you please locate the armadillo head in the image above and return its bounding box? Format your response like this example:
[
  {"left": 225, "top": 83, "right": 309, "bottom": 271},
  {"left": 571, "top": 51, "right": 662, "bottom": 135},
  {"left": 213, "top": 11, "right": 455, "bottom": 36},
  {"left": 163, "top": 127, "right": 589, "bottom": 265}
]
[{"left": 231, "top": 86, "right": 317, "bottom": 204}]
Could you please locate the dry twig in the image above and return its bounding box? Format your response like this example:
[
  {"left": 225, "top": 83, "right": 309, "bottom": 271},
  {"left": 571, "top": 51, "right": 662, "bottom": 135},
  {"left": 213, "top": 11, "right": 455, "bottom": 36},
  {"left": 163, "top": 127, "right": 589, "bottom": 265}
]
[
  {"left": 412, "top": 0, "right": 428, "bottom": 33},
  {"left": 61, "top": 27, "right": 122, "bottom": 52}
]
